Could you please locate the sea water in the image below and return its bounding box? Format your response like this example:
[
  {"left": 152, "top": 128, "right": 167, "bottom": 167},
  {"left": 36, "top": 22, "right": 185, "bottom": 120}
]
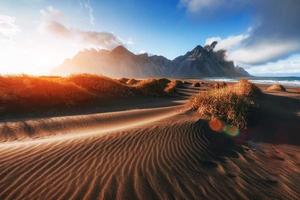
[{"left": 205, "top": 77, "right": 300, "bottom": 87}]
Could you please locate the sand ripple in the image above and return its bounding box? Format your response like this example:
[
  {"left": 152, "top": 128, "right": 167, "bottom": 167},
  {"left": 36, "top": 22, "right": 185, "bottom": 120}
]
[{"left": 0, "top": 118, "right": 299, "bottom": 200}]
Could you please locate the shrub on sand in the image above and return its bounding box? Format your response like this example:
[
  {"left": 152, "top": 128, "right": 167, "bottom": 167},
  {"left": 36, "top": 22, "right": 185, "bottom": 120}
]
[
  {"left": 183, "top": 81, "right": 192, "bottom": 85},
  {"left": 193, "top": 82, "right": 201, "bottom": 87},
  {"left": 231, "top": 79, "right": 261, "bottom": 96},
  {"left": 212, "top": 82, "right": 227, "bottom": 89},
  {"left": 134, "top": 78, "right": 171, "bottom": 96},
  {"left": 191, "top": 80, "right": 261, "bottom": 129},
  {"left": 164, "top": 80, "right": 179, "bottom": 94},
  {"left": 266, "top": 84, "right": 286, "bottom": 92},
  {"left": 0, "top": 74, "right": 179, "bottom": 116},
  {"left": 126, "top": 78, "right": 140, "bottom": 85},
  {"left": 118, "top": 78, "right": 129, "bottom": 84},
  {"left": 174, "top": 80, "right": 184, "bottom": 88},
  {"left": 68, "top": 74, "right": 133, "bottom": 97},
  {"left": 0, "top": 75, "right": 94, "bottom": 113}
]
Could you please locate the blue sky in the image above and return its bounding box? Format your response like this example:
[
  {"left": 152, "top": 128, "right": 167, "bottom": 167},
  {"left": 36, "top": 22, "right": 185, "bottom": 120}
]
[{"left": 0, "top": 0, "right": 299, "bottom": 76}]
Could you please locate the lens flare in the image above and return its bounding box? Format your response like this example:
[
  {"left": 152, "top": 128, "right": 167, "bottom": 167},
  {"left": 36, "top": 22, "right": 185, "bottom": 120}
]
[
  {"left": 208, "top": 118, "right": 225, "bottom": 133},
  {"left": 224, "top": 125, "right": 239, "bottom": 137}
]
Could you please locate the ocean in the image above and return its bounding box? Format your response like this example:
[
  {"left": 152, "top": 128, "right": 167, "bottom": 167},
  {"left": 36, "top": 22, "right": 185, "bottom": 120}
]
[{"left": 205, "top": 77, "right": 300, "bottom": 87}]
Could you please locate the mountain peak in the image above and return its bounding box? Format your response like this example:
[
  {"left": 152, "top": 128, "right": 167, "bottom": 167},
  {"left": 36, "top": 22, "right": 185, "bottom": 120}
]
[
  {"left": 111, "top": 45, "right": 132, "bottom": 55},
  {"left": 54, "top": 44, "right": 250, "bottom": 78},
  {"left": 187, "top": 45, "right": 206, "bottom": 58},
  {"left": 204, "top": 41, "right": 218, "bottom": 52},
  {"left": 192, "top": 45, "right": 204, "bottom": 51}
]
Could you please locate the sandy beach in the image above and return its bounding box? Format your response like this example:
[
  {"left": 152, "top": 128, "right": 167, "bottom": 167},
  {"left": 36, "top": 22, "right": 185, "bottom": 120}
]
[{"left": 0, "top": 81, "right": 299, "bottom": 200}]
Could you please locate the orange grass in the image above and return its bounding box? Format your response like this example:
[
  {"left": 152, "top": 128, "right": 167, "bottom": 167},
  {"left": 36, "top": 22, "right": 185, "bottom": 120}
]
[
  {"left": 0, "top": 74, "right": 177, "bottom": 116},
  {"left": 134, "top": 78, "right": 171, "bottom": 96},
  {"left": 266, "top": 84, "right": 286, "bottom": 92},
  {"left": 191, "top": 80, "right": 261, "bottom": 129}
]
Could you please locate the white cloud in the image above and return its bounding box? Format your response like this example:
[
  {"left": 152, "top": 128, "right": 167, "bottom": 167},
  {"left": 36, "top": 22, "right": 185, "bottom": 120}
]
[
  {"left": 205, "top": 31, "right": 300, "bottom": 68},
  {"left": 79, "top": 0, "right": 95, "bottom": 25},
  {"left": 40, "top": 6, "right": 64, "bottom": 22},
  {"left": 204, "top": 33, "right": 300, "bottom": 75},
  {"left": 180, "top": 0, "right": 221, "bottom": 12},
  {"left": 229, "top": 41, "right": 299, "bottom": 65},
  {"left": 205, "top": 34, "right": 249, "bottom": 51},
  {"left": 39, "top": 6, "right": 122, "bottom": 49},
  {"left": 0, "top": 14, "right": 19, "bottom": 42},
  {"left": 40, "top": 21, "right": 122, "bottom": 49},
  {"left": 247, "top": 54, "right": 300, "bottom": 76},
  {"left": 183, "top": 0, "right": 300, "bottom": 73}
]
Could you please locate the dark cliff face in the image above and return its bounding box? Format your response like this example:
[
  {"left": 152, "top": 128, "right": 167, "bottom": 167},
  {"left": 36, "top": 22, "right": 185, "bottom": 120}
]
[
  {"left": 171, "top": 43, "right": 249, "bottom": 78},
  {"left": 53, "top": 43, "right": 250, "bottom": 78}
]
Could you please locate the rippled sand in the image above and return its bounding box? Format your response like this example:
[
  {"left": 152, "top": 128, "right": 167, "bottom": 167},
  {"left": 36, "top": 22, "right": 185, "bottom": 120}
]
[{"left": 0, "top": 83, "right": 299, "bottom": 200}]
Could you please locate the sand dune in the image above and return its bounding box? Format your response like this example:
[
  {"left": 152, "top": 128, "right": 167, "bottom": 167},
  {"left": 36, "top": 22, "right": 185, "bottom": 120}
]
[
  {"left": 0, "top": 115, "right": 299, "bottom": 200},
  {"left": 0, "top": 82, "right": 199, "bottom": 143},
  {"left": 0, "top": 105, "right": 187, "bottom": 143},
  {"left": 0, "top": 83, "right": 299, "bottom": 200}
]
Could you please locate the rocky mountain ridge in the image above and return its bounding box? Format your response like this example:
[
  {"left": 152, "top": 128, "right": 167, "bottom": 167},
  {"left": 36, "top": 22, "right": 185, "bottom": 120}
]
[{"left": 53, "top": 42, "right": 250, "bottom": 78}]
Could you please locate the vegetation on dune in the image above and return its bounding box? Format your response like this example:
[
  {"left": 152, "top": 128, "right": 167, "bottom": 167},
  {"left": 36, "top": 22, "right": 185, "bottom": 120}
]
[
  {"left": 212, "top": 82, "right": 227, "bottom": 89},
  {"left": 68, "top": 74, "right": 134, "bottom": 97},
  {"left": 231, "top": 79, "right": 261, "bottom": 96},
  {"left": 183, "top": 81, "right": 192, "bottom": 85},
  {"left": 193, "top": 82, "right": 201, "bottom": 87},
  {"left": 0, "top": 74, "right": 179, "bottom": 116},
  {"left": 126, "top": 78, "right": 140, "bottom": 85},
  {"left": 266, "top": 84, "right": 286, "bottom": 92},
  {"left": 174, "top": 80, "right": 184, "bottom": 88},
  {"left": 0, "top": 76, "right": 95, "bottom": 110},
  {"left": 164, "top": 80, "right": 180, "bottom": 94},
  {"left": 191, "top": 79, "right": 261, "bottom": 129},
  {"left": 134, "top": 78, "right": 171, "bottom": 96},
  {"left": 118, "top": 77, "right": 129, "bottom": 84}
]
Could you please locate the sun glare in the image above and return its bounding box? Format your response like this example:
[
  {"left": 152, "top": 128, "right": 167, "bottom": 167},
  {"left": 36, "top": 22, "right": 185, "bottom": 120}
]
[{"left": 0, "top": 35, "right": 84, "bottom": 75}]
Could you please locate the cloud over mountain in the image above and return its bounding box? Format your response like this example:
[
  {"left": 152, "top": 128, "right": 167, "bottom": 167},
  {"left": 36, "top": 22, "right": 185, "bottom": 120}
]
[
  {"left": 182, "top": 0, "right": 300, "bottom": 65},
  {"left": 39, "top": 6, "right": 122, "bottom": 49}
]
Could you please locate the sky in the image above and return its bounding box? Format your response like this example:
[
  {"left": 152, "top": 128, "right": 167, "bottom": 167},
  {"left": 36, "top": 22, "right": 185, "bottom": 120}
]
[{"left": 0, "top": 0, "right": 299, "bottom": 76}]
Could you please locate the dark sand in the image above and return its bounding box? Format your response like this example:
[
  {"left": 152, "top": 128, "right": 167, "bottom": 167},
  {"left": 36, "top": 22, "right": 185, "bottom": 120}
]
[{"left": 0, "top": 82, "right": 299, "bottom": 200}]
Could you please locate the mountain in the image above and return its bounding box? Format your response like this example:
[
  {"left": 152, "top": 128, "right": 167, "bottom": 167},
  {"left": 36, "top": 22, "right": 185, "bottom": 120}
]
[
  {"left": 172, "top": 43, "right": 249, "bottom": 78},
  {"left": 53, "top": 42, "right": 250, "bottom": 78}
]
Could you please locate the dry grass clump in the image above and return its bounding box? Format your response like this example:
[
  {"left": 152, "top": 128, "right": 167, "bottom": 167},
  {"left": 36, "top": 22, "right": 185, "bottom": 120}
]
[
  {"left": 191, "top": 80, "right": 261, "bottom": 129},
  {"left": 193, "top": 82, "right": 201, "bottom": 87},
  {"left": 118, "top": 78, "right": 129, "bottom": 84},
  {"left": 134, "top": 78, "right": 171, "bottom": 96},
  {"left": 183, "top": 81, "right": 192, "bottom": 85},
  {"left": 126, "top": 78, "right": 140, "bottom": 85},
  {"left": 68, "top": 74, "right": 133, "bottom": 97},
  {"left": 212, "top": 82, "right": 227, "bottom": 89},
  {"left": 231, "top": 79, "right": 261, "bottom": 96},
  {"left": 174, "top": 80, "right": 184, "bottom": 88},
  {"left": 164, "top": 80, "right": 181, "bottom": 94},
  {"left": 0, "top": 74, "right": 181, "bottom": 116},
  {"left": 266, "top": 84, "right": 286, "bottom": 92},
  {"left": 0, "top": 74, "right": 137, "bottom": 116},
  {"left": 0, "top": 75, "right": 94, "bottom": 114}
]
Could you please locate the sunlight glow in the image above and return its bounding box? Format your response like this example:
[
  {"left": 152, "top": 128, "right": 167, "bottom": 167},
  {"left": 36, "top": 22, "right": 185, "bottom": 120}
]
[
  {"left": 0, "top": 38, "right": 82, "bottom": 75},
  {"left": 209, "top": 118, "right": 240, "bottom": 137}
]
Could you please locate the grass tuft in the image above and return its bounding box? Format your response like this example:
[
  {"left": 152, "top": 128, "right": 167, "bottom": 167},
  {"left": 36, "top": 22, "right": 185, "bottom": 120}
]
[
  {"left": 68, "top": 74, "right": 133, "bottom": 97},
  {"left": 266, "top": 84, "right": 286, "bottom": 92},
  {"left": 0, "top": 74, "right": 181, "bottom": 117},
  {"left": 118, "top": 78, "right": 129, "bottom": 84},
  {"left": 193, "top": 82, "right": 201, "bottom": 87},
  {"left": 126, "top": 78, "right": 140, "bottom": 85},
  {"left": 134, "top": 78, "right": 171, "bottom": 96},
  {"left": 191, "top": 79, "right": 261, "bottom": 129}
]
